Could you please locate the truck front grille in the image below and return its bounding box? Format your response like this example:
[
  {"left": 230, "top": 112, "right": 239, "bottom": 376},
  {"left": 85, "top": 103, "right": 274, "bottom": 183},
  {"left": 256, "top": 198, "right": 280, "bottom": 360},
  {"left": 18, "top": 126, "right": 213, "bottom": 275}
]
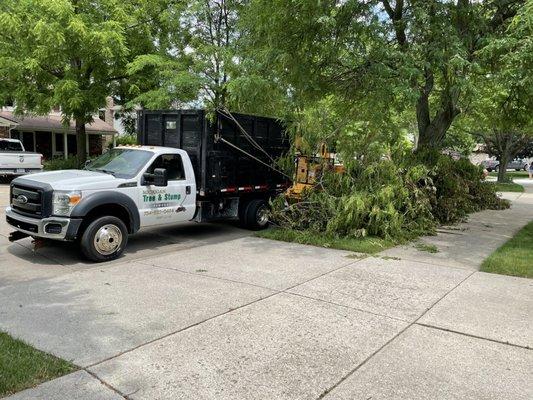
[{"left": 11, "top": 185, "right": 44, "bottom": 217}]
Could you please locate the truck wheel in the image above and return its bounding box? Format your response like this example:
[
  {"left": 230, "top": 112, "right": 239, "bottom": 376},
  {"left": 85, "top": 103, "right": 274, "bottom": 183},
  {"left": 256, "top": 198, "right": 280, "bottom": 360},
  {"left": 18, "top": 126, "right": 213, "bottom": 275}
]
[
  {"left": 238, "top": 199, "right": 249, "bottom": 223},
  {"left": 243, "top": 199, "right": 269, "bottom": 230},
  {"left": 80, "top": 216, "right": 128, "bottom": 262}
]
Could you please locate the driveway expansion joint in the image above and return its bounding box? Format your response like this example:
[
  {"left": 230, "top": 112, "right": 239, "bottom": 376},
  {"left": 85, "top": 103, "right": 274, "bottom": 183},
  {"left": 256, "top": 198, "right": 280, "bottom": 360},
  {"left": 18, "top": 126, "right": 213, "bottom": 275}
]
[
  {"left": 282, "top": 291, "right": 410, "bottom": 324},
  {"left": 85, "top": 290, "right": 281, "bottom": 369},
  {"left": 279, "top": 258, "right": 365, "bottom": 291},
  {"left": 83, "top": 368, "right": 130, "bottom": 399},
  {"left": 85, "top": 257, "right": 365, "bottom": 370},
  {"left": 136, "top": 260, "right": 282, "bottom": 292},
  {"left": 376, "top": 255, "right": 474, "bottom": 270},
  {"left": 137, "top": 256, "right": 363, "bottom": 297},
  {"left": 415, "top": 322, "right": 532, "bottom": 351},
  {"left": 314, "top": 268, "right": 478, "bottom": 399}
]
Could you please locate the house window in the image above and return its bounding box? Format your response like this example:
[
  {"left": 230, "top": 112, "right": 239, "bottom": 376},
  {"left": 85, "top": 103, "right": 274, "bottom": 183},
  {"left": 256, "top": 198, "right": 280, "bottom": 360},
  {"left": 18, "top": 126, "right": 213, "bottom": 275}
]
[
  {"left": 9, "top": 131, "right": 21, "bottom": 140},
  {"left": 55, "top": 133, "right": 64, "bottom": 153},
  {"left": 67, "top": 134, "right": 77, "bottom": 156},
  {"left": 22, "top": 131, "right": 34, "bottom": 151},
  {"left": 98, "top": 110, "right": 106, "bottom": 121}
]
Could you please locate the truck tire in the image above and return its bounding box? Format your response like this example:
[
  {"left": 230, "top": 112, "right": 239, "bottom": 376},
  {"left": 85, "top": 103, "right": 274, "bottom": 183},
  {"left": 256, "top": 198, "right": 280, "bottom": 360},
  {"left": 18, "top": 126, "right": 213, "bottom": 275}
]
[
  {"left": 242, "top": 199, "right": 269, "bottom": 230},
  {"left": 238, "top": 199, "right": 249, "bottom": 223},
  {"left": 80, "top": 216, "right": 128, "bottom": 262}
]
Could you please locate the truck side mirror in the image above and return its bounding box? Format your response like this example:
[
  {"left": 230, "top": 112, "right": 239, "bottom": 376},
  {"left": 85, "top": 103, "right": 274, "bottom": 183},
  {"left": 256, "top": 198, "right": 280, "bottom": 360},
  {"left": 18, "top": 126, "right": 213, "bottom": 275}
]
[
  {"left": 84, "top": 159, "right": 92, "bottom": 168},
  {"left": 153, "top": 168, "right": 168, "bottom": 187}
]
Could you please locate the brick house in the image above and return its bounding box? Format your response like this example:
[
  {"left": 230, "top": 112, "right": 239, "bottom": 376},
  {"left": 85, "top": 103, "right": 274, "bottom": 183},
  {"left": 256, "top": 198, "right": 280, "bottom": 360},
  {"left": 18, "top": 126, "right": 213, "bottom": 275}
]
[{"left": 0, "top": 109, "right": 117, "bottom": 160}]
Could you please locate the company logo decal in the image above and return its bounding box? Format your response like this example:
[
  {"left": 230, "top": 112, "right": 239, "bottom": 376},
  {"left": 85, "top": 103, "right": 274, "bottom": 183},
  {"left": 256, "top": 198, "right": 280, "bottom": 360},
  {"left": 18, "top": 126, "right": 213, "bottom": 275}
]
[
  {"left": 16, "top": 195, "right": 28, "bottom": 204},
  {"left": 142, "top": 189, "right": 182, "bottom": 217}
]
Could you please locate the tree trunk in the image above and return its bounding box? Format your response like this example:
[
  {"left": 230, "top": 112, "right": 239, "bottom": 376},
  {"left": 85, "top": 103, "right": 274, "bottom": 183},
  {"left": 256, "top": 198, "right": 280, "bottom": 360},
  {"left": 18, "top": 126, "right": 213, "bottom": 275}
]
[
  {"left": 416, "top": 83, "right": 460, "bottom": 151},
  {"left": 497, "top": 148, "right": 510, "bottom": 183},
  {"left": 75, "top": 118, "right": 87, "bottom": 166},
  {"left": 417, "top": 107, "right": 460, "bottom": 150}
]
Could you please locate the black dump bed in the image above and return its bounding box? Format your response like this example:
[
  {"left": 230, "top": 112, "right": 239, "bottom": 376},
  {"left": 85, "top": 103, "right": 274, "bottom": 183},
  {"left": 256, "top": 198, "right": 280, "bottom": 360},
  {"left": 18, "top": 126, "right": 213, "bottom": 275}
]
[{"left": 137, "top": 110, "right": 290, "bottom": 197}]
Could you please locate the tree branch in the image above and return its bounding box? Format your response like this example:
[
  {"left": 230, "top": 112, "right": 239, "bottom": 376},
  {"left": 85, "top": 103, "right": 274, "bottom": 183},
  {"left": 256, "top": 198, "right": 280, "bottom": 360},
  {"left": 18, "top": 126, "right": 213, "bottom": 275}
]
[{"left": 381, "top": 0, "right": 407, "bottom": 47}]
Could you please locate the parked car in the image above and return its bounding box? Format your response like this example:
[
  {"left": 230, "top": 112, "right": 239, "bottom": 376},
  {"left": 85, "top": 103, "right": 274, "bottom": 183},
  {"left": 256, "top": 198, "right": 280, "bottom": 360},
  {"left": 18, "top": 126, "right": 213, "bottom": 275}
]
[
  {"left": 506, "top": 159, "right": 529, "bottom": 171},
  {"left": 480, "top": 159, "right": 499, "bottom": 172},
  {"left": 6, "top": 110, "right": 290, "bottom": 262},
  {"left": 480, "top": 158, "right": 529, "bottom": 172},
  {"left": 0, "top": 139, "right": 43, "bottom": 178}
]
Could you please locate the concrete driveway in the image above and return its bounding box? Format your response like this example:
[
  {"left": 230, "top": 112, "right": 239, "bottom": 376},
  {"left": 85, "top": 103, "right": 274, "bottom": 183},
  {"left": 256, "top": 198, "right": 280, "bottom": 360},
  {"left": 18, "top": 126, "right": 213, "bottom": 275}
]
[
  {"left": 0, "top": 183, "right": 251, "bottom": 285},
  {"left": 0, "top": 182, "right": 532, "bottom": 400}
]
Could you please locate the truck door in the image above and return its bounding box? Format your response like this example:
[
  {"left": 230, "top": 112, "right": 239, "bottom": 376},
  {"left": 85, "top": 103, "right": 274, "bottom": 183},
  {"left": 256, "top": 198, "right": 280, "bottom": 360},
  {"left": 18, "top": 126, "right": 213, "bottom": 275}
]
[{"left": 139, "top": 153, "right": 196, "bottom": 227}]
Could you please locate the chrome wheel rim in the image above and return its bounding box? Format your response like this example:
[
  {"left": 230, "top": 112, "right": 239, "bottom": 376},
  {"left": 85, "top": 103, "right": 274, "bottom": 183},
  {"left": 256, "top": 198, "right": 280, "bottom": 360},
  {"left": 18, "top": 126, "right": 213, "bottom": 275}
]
[
  {"left": 94, "top": 224, "right": 122, "bottom": 255},
  {"left": 256, "top": 206, "right": 269, "bottom": 226}
]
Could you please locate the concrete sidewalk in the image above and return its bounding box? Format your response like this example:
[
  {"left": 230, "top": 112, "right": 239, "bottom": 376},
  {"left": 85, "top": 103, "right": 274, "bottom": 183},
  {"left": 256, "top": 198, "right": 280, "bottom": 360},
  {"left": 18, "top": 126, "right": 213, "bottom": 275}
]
[
  {"left": 380, "top": 191, "right": 533, "bottom": 269},
  {"left": 2, "top": 192, "right": 532, "bottom": 400}
]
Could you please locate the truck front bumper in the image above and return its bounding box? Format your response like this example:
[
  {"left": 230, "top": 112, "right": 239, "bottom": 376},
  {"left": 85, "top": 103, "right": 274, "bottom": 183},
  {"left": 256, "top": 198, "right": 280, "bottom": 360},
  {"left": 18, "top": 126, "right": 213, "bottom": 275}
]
[
  {"left": 0, "top": 168, "right": 43, "bottom": 176},
  {"left": 5, "top": 207, "right": 82, "bottom": 241}
]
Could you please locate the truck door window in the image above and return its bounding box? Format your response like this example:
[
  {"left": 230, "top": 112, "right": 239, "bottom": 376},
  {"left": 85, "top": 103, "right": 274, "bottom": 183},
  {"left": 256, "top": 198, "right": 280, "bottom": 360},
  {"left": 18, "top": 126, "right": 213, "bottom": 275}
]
[{"left": 146, "top": 154, "right": 185, "bottom": 180}]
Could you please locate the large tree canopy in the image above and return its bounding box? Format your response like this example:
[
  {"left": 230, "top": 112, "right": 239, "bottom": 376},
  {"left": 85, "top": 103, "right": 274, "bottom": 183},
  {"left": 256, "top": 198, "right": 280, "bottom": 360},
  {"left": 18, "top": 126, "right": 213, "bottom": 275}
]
[
  {"left": 241, "top": 0, "right": 525, "bottom": 151},
  {"left": 127, "top": 0, "right": 247, "bottom": 110},
  {"left": 0, "top": 0, "right": 156, "bottom": 162},
  {"left": 0, "top": 0, "right": 530, "bottom": 166},
  {"left": 464, "top": 0, "right": 533, "bottom": 181}
]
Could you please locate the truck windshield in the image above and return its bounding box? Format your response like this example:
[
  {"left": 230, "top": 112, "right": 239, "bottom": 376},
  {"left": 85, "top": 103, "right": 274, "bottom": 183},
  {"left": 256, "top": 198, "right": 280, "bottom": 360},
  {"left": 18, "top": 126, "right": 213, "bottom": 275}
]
[
  {"left": 0, "top": 140, "right": 23, "bottom": 151},
  {"left": 86, "top": 148, "right": 153, "bottom": 179}
]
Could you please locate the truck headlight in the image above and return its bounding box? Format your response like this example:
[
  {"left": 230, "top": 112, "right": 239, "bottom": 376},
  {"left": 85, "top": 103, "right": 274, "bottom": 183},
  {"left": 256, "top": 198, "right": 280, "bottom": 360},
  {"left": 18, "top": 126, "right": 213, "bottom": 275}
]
[{"left": 52, "top": 191, "right": 82, "bottom": 216}]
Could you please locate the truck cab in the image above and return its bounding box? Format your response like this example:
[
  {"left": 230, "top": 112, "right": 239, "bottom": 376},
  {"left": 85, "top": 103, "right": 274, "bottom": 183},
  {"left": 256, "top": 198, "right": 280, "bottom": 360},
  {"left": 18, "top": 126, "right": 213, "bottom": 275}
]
[
  {"left": 6, "top": 145, "right": 273, "bottom": 262},
  {"left": 6, "top": 146, "right": 201, "bottom": 261}
]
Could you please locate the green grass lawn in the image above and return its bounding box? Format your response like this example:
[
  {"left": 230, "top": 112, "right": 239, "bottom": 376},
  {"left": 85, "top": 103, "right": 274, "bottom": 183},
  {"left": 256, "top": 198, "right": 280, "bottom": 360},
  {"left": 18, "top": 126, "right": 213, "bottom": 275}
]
[
  {"left": 488, "top": 182, "right": 525, "bottom": 192},
  {"left": 488, "top": 171, "right": 530, "bottom": 179},
  {"left": 0, "top": 332, "right": 76, "bottom": 397},
  {"left": 413, "top": 242, "right": 439, "bottom": 253},
  {"left": 256, "top": 228, "right": 396, "bottom": 254},
  {"left": 481, "top": 221, "right": 533, "bottom": 278}
]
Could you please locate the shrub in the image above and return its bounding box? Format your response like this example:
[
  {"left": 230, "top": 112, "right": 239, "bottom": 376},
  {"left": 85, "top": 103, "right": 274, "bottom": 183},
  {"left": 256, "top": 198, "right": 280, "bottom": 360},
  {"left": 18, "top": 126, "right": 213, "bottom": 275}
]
[
  {"left": 43, "top": 156, "right": 81, "bottom": 171},
  {"left": 270, "top": 160, "right": 437, "bottom": 240},
  {"left": 112, "top": 134, "right": 137, "bottom": 147},
  {"left": 269, "top": 153, "right": 509, "bottom": 241},
  {"left": 429, "top": 156, "right": 509, "bottom": 224}
]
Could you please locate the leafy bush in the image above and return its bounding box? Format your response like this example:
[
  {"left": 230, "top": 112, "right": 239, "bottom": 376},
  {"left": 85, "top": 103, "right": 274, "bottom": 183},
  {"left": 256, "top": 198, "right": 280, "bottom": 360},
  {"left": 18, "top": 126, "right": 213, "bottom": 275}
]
[
  {"left": 270, "top": 160, "right": 436, "bottom": 240},
  {"left": 429, "top": 156, "right": 509, "bottom": 224},
  {"left": 43, "top": 156, "right": 81, "bottom": 171},
  {"left": 112, "top": 134, "right": 137, "bottom": 147},
  {"left": 269, "top": 154, "right": 509, "bottom": 241}
]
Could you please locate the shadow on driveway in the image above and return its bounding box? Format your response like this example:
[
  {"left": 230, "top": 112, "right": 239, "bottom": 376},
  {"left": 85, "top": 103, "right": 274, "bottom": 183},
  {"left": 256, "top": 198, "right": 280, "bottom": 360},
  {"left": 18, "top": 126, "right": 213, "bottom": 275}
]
[{"left": 5, "top": 220, "right": 250, "bottom": 268}]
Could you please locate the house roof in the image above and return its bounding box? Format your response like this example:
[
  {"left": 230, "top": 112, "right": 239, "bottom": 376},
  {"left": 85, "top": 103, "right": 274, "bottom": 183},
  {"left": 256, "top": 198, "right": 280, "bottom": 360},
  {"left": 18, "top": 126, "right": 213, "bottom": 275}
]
[
  {"left": 0, "top": 111, "right": 117, "bottom": 134},
  {"left": 0, "top": 115, "right": 19, "bottom": 126}
]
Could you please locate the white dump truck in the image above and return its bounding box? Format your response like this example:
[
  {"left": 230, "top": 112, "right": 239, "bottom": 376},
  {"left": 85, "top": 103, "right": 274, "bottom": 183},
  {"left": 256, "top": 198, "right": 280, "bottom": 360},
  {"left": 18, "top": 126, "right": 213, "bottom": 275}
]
[{"left": 6, "top": 110, "right": 290, "bottom": 261}]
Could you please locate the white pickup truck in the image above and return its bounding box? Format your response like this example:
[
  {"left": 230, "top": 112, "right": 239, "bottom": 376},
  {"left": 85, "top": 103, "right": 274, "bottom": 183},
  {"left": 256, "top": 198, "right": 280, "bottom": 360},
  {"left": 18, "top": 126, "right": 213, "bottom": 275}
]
[
  {"left": 0, "top": 138, "right": 43, "bottom": 177},
  {"left": 6, "top": 145, "right": 284, "bottom": 261}
]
